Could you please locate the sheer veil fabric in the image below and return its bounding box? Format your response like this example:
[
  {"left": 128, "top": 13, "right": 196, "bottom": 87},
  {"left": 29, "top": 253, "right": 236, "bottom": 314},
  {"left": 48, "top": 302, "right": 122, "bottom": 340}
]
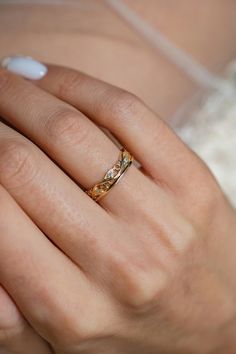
[
  {"left": 1, "top": 0, "right": 236, "bottom": 205},
  {"left": 107, "top": 0, "right": 236, "bottom": 207},
  {"left": 179, "top": 69, "right": 236, "bottom": 207}
]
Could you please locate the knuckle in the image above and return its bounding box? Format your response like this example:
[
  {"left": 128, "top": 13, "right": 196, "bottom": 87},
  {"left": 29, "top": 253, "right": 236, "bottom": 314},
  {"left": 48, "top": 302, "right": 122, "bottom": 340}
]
[
  {"left": 44, "top": 108, "right": 88, "bottom": 146},
  {"left": 103, "top": 89, "right": 144, "bottom": 121},
  {"left": 0, "top": 139, "right": 37, "bottom": 189},
  {"left": 51, "top": 316, "right": 102, "bottom": 350},
  {"left": 34, "top": 288, "right": 102, "bottom": 350},
  {"left": 58, "top": 70, "right": 83, "bottom": 98},
  {"left": 113, "top": 256, "right": 166, "bottom": 312},
  {"left": 0, "top": 287, "right": 24, "bottom": 345}
]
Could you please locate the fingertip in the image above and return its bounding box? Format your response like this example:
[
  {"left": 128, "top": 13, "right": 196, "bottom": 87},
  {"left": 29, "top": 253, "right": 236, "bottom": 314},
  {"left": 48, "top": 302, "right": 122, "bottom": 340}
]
[{"left": 1, "top": 55, "right": 48, "bottom": 80}]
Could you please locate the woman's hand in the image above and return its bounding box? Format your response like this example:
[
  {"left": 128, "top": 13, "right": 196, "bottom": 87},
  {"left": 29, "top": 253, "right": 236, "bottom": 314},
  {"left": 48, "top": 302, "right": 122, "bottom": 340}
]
[{"left": 0, "top": 62, "right": 236, "bottom": 354}]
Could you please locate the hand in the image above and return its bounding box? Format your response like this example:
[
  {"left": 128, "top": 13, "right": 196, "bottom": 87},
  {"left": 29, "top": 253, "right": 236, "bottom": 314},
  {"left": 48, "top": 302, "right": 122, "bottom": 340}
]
[{"left": 0, "top": 63, "right": 236, "bottom": 354}]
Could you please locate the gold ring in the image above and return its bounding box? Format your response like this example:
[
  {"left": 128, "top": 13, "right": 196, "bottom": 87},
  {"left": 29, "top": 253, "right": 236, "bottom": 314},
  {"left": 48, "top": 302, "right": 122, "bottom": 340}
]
[{"left": 86, "top": 148, "right": 133, "bottom": 202}]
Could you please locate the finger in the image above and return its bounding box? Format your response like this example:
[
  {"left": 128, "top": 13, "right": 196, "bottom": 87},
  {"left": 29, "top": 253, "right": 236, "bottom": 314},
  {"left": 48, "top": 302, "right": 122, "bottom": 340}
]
[
  {"left": 35, "top": 64, "right": 207, "bottom": 193},
  {"left": 0, "top": 68, "right": 152, "bottom": 217},
  {"left": 0, "top": 186, "right": 111, "bottom": 351},
  {"left": 0, "top": 120, "right": 129, "bottom": 277},
  {"left": 0, "top": 285, "right": 52, "bottom": 354},
  {"left": 0, "top": 119, "right": 192, "bottom": 313},
  {"left": 0, "top": 68, "right": 192, "bottom": 255},
  {"left": 0, "top": 69, "right": 187, "bottom": 259},
  {"left": 0, "top": 68, "right": 172, "bottom": 291},
  {"left": 0, "top": 118, "right": 178, "bottom": 309},
  {"left": 0, "top": 120, "right": 171, "bottom": 318}
]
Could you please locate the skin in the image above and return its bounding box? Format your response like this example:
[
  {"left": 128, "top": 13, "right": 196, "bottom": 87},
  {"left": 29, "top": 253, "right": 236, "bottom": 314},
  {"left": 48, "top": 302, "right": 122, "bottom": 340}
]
[
  {"left": 0, "top": 1, "right": 236, "bottom": 120},
  {"left": 0, "top": 2, "right": 236, "bottom": 353},
  {"left": 0, "top": 66, "right": 236, "bottom": 354}
]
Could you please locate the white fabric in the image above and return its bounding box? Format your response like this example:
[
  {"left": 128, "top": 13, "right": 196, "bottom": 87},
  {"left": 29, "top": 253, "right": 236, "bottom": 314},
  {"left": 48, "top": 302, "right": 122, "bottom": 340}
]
[
  {"left": 179, "top": 65, "right": 236, "bottom": 206},
  {"left": 107, "top": 1, "right": 236, "bottom": 207}
]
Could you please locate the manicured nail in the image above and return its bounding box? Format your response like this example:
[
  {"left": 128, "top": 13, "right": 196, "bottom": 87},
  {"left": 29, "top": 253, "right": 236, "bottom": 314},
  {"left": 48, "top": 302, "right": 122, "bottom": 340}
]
[{"left": 1, "top": 55, "right": 47, "bottom": 80}]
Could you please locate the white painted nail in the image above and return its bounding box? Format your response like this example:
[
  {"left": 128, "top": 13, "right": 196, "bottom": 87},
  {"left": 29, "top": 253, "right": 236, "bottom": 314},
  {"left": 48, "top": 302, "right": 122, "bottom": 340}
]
[{"left": 1, "top": 55, "right": 47, "bottom": 80}]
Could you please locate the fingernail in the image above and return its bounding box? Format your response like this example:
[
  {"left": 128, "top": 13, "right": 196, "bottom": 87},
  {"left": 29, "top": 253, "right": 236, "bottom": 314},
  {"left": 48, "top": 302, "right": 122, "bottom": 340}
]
[{"left": 1, "top": 55, "right": 47, "bottom": 80}]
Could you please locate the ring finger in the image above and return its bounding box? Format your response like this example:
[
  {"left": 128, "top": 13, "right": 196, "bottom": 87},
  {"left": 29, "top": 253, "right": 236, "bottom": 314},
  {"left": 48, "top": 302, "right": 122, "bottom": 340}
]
[
  {"left": 0, "top": 68, "right": 151, "bottom": 218},
  {"left": 0, "top": 70, "right": 171, "bottom": 314},
  {"left": 0, "top": 63, "right": 192, "bottom": 255}
]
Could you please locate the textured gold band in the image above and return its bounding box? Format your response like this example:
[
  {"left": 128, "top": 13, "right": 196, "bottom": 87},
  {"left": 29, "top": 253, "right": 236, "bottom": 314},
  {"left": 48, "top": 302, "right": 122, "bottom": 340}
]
[{"left": 86, "top": 148, "right": 133, "bottom": 202}]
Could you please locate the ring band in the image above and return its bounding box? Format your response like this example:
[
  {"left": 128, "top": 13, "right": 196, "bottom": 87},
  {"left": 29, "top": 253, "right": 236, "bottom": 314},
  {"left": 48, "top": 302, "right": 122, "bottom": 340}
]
[{"left": 86, "top": 148, "right": 133, "bottom": 202}]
